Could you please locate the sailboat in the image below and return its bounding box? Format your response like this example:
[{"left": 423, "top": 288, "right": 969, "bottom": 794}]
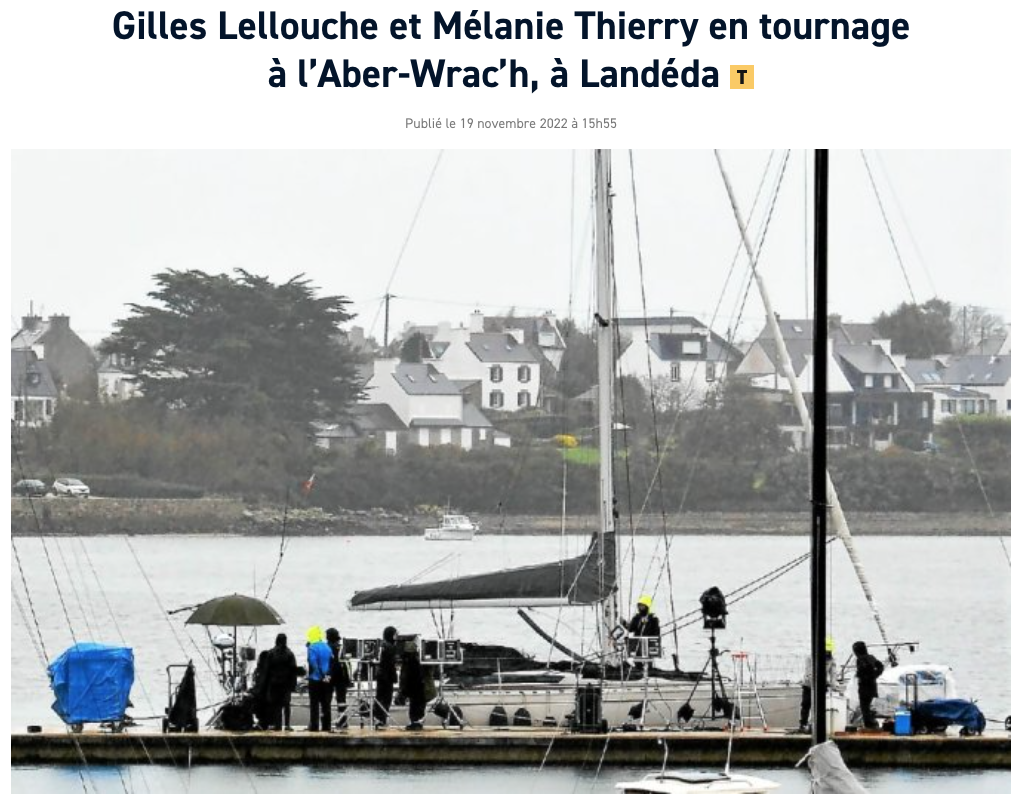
[{"left": 326, "top": 150, "right": 803, "bottom": 730}]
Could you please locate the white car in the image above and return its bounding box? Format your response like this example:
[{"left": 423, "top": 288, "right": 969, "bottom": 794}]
[{"left": 53, "top": 478, "right": 90, "bottom": 498}]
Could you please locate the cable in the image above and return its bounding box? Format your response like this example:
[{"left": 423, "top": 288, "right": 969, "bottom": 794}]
[{"left": 365, "top": 150, "right": 445, "bottom": 338}]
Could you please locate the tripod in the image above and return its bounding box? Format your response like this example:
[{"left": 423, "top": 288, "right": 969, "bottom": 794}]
[{"left": 678, "top": 628, "right": 735, "bottom": 726}]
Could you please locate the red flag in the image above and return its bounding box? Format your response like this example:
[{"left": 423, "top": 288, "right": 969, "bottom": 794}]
[{"left": 300, "top": 473, "right": 316, "bottom": 496}]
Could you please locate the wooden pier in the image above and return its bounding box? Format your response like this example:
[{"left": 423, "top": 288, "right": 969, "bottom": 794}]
[{"left": 11, "top": 727, "right": 1010, "bottom": 768}]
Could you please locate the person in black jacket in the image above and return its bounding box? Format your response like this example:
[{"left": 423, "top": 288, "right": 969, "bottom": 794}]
[
  {"left": 373, "top": 626, "right": 399, "bottom": 728},
  {"left": 853, "top": 640, "right": 884, "bottom": 729},
  {"left": 325, "top": 627, "right": 352, "bottom": 729},
  {"left": 398, "top": 637, "right": 428, "bottom": 730},
  {"left": 265, "top": 633, "right": 299, "bottom": 730},
  {"left": 622, "top": 594, "right": 661, "bottom": 637}
]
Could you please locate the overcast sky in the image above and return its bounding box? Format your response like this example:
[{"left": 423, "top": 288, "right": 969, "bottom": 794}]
[{"left": 10, "top": 149, "right": 1010, "bottom": 346}]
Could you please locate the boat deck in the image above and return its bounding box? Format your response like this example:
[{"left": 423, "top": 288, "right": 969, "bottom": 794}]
[{"left": 11, "top": 726, "right": 1010, "bottom": 768}]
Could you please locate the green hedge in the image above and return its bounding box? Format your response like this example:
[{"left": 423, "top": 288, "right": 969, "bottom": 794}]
[{"left": 82, "top": 474, "right": 205, "bottom": 499}]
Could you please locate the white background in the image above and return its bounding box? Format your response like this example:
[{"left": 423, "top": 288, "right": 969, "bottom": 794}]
[{"left": 2, "top": 0, "right": 1017, "bottom": 738}]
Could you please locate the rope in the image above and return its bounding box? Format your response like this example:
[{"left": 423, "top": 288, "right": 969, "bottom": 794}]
[
  {"left": 627, "top": 149, "right": 681, "bottom": 666},
  {"left": 860, "top": 149, "right": 1008, "bottom": 567},
  {"left": 365, "top": 149, "right": 445, "bottom": 339},
  {"left": 262, "top": 485, "right": 291, "bottom": 600}
]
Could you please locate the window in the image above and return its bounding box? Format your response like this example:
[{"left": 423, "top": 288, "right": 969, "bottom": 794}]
[
  {"left": 705, "top": 362, "right": 716, "bottom": 382},
  {"left": 864, "top": 375, "right": 874, "bottom": 388},
  {"left": 921, "top": 400, "right": 930, "bottom": 419},
  {"left": 490, "top": 365, "right": 503, "bottom": 383},
  {"left": 828, "top": 403, "right": 843, "bottom": 422},
  {"left": 883, "top": 375, "right": 893, "bottom": 389},
  {"left": 489, "top": 390, "right": 504, "bottom": 408},
  {"left": 963, "top": 400, "right": 976, "bottom": 414},
  {"left": 518, "top": 365, "right": 531, "bottom": 383},
  {"left": 670, "top": 363, "right": 681, "bottom": 382},
  {"left": 941, "top": 400, "right": 955, "bottom": 414},
  {"left": 517, "top": 390, "right": 531, "bottom": 408},
  {"left": 681, "top": 340, "right": 702, "bottom": 356}
]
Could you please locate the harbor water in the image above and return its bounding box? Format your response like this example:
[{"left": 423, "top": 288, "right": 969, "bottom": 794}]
[{"left": 11, "top": 532, "right": 1011, "bottom": 791}]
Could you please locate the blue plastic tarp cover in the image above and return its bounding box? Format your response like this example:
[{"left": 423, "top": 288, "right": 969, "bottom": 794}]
[
  {"left": 912, "top": 698, "right": 986, "bottom": 733},
  {"left": 48, "top": 643, "right": 134, "bottom": 724}
]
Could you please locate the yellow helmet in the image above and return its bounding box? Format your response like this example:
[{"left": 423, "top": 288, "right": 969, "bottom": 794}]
[
  {"left": 825, "top": 636, "right": 836, "bottom": 653},
  {"left": 306, "top": 625, "right": 324, "bottom": 644},
  {"left": 637, "top": 595, "right": 654, "bottom": 612}
]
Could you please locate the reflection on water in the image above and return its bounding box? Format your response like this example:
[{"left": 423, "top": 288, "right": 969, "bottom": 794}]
[{"left": 11, "top": 763, "right": 1012, "bottom": 793}]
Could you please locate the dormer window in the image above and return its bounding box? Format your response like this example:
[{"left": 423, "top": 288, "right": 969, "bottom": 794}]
[
  {"left": 428, "top": 373, "right": 437, "bottom": 383},
  {"left": 490, "top": 365, "right": 503, "bottom": 383},
  {"left": 26, "top": 372, "right": 41, "bottom": 387},
  {"left": 406, "top": 374, "right": 416, "bottom": 383},
  {"left": 864, "top": 374, "right": 874, "bottom": 388}
]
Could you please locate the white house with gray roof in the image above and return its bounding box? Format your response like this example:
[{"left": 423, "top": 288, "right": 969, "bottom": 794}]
[
  {"left": 364, "top": 359, "right": 497, "bottom": 449},
  {"left": 431, "top": 314, "right": 542, "bottom": 412},
  {"left": 903, "top": 354, "right": 1011, "bottom": 420},
  {"left": 616, "top": 315, "right": 742, "bottom": 410}
]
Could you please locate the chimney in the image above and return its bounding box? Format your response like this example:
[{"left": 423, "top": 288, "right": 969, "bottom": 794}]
[
  {"left": 21, "top": 315, "right": 41, "bottom": 332},
  {"left": 49, "top": 315, "right": 71, "bottom": 333},
  {"left": 469, "top": 310, "right": 485, "bottom": 333}
]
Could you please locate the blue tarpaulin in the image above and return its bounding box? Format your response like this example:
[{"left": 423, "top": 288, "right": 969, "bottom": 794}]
[
  {"left": 48, "top": 643, "right": 134, "bottom": 725},
  {"left": 912, "top": 698, "right": 986, "bottom": 734}
]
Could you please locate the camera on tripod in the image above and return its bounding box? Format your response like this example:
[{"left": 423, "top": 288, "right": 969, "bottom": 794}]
[{"left": 699, "top": 586, "right": 727, "bottom": 631}]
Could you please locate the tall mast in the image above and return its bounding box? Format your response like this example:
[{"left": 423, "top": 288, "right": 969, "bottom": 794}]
[
  {"left": 810, "top": 149, "right": 829, "bottom": 744},
  {"left": 594, "top": 149, "right": 619, "bottom": 652},
  {"left": 715, "top": 150, "right": 896, "bottom": 661}
]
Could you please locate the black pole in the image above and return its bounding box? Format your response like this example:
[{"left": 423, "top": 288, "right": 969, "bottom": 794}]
[
  {"left": 383, "top": 293, "right": 392, "bottom": 349},
  {"left": 811, "top": 149, "right": 829, "bottom": 745}
]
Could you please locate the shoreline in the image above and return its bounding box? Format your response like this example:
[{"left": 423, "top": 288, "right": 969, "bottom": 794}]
[{"left": 11, "top": 498, "right": 1011, "bottom": 537}]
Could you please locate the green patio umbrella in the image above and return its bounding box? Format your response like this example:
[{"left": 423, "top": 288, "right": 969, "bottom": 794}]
[{"left": 185, "top": 594, "right": 284, "bottom": 627}]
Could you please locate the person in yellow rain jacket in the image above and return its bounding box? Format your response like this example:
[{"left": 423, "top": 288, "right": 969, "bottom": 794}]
[{"left": 622, "top": 594, "right": 661, "bottom": 637}]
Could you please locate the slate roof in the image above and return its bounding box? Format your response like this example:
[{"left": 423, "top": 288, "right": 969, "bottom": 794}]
[
  {"left": 483, "top": 316, "right": 565, "bottom": 349},
  {"left": 616, "top": 315, "right": 704, "bottom": 329},
  {"left": 391, "top": 363, "right": 462, "bottom": 396},
  {"left": 940, "top": 355, "right": 1011, "bottom": 387},
  {"left": 11, "top": 350, "right": 58, "bottom": 398},
  {"left": 466, "top": 333, "right": 538, "bottom": 364},
  {"left": 461, "top": 402, "right": 494, "bottom": 428},
  {"left": 930, "top": 385, "right": 990, "bottom": 399},
  {"left": 836, "top": 345, "right": 902, "bottom": 376},
  {"left": 649, "top": 332, "right": 741, "bottom": 363},
  {"left": 902, "top": 358, "right": 946, "bottom": 387}
]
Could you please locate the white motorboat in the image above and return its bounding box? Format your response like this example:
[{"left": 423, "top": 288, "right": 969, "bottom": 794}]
[
  {"left": 616, "top": 771, "right": 781, "bottom": 794},
  {"left": 424, "top": 512, "right": 478, "bottom": 541}
]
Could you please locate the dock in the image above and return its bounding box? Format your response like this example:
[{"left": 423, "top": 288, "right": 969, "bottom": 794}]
[{"left": 11, "top": 727, "right": 1010, "bottom": 768}]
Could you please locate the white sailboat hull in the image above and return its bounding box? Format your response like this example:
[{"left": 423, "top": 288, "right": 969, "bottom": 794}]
[{"left": 290, "top": 676, "right": 801, "bottom": 730}]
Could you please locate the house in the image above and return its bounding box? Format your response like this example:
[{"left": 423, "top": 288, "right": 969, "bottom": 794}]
[
  {"left": 313, "top": 403, "right": 407, "bottom": 454},
  {"left": 430, "top": 314, "right": 542, "bottom": 412},
  {"left": 737, "top": 318, "right": 933, "bottom": 450},
  {"left": 903, "top": 354, "right": 1011, "bottom": 420},
  {"left": 363, "top": 359, "right": 497, "bottom": 450},
  {"left": 616, "top": 315, "right": 742, "bottom": 410},
  {"left": 11, "top": 314, "right": 97, "bottom": 395},
  {"left": 97, "top": 352, "right": 139, "bottom": 401},
  {"left": 483, "top": 313, "right": 566, "bottom": 370},
  {"left": 11, "top": 350, "right": 59, "bottom": 427}
]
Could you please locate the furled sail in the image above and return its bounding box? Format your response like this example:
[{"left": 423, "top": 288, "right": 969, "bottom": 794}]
[{"left": 350, "top": 533, "right": 616, "bottom": 611}]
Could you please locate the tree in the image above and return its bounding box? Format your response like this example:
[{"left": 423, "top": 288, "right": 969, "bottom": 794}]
[
  {"left": 873, "top": 299, "right": 954, "bottom": 357},
  {"left": 555, "top": 318, "right": 598, "bottom": 398},
  {"left": 101, "top": 269, "right": 364, "bottom": 427},
  {"left": 951, "top": 305, "right": 1007, "bottom": 354},
  {"left": 400, "top": 332, "right": 431, "bottom": 363}
]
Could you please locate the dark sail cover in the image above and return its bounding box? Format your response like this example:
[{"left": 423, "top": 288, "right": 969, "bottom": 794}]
[{"left": 350, "top": 533, "right": 616, "bottom": 610}]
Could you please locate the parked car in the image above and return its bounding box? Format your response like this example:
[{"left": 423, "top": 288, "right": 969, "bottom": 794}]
[
  {"left": 53, "top": 478, "right": 90, "bottom": 498},
  {"left": 13, "top": 479, "right": 48, "bottom": 497}
]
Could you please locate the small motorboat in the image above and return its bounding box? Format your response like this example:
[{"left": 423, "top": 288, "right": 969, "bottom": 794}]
[
  {"left": 424, "top": 512, "right": 478, "bottom": 541},
  {"left": 616, "top": 771, "right": 781, "bottom": 794}
]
